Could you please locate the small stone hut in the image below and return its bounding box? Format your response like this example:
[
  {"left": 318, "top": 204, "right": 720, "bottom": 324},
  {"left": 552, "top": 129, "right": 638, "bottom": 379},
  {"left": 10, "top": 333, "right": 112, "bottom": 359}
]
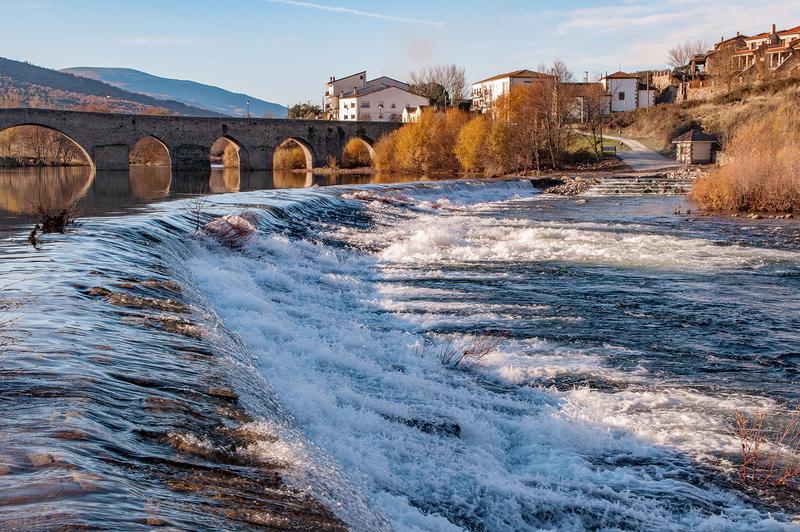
[{"left": 672, "top": 129, "right": 718, "bottom": 164}]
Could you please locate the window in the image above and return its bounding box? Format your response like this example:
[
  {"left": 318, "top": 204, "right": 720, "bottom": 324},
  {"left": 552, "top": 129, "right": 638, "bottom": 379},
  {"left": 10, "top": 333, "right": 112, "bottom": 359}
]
[
  {"left": 391, "top": 103, "right": 396, "bottom": 109},
  {"left": 361, "top": 101, "right": 370, "bottom": 108},
  {"left": 618, "top": 92, "right": 625, "bottom": 101}
]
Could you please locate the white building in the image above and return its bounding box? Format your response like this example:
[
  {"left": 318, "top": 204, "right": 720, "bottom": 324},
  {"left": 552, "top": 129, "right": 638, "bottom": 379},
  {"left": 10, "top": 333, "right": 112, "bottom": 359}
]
[
  {"left": 600, "top": 71, "right": 655, "bottom": 112},
  {"left": 339, "top": 85, "right": 429, "bottom": 122},
  {"left": 401, "top": 105, "right": 431, "bottom": 123},
  {"left": 470, "top": 69, "right": 555, "bottom": 113},
  {"left": 325, "top": 72, "right": 427, "bottom": 122}
]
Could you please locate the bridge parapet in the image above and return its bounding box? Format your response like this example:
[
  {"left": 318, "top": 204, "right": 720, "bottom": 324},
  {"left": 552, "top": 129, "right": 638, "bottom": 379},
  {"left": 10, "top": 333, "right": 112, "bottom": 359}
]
[{"left": 0, "top": 108, "right": 401, "bottom": 171}]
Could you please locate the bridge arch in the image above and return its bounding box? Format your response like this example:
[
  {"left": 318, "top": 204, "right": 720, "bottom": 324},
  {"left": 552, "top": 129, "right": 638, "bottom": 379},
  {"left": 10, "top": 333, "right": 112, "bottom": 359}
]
[
  {"left": 341, "top": 136, "right": 375, "bottom": 168},
  {"left": 274, "top": 137, "right": 315, "bottom": 171},
  {"left": 129, "top": 135, "right": 171, "bottom": 166},
  {"left": 210, "top": 135, "right": 249, "bottom": 170},
  {"left": 0, "top": 123, "right": 93, "bottom": 168}
]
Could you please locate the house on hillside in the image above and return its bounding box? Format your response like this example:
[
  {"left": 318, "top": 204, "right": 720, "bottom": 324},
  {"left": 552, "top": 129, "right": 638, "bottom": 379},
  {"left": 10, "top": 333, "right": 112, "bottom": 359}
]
[
  {"left": 600, "top": 72, "right": 655, "bottom": 112},
  {"left": 689, "top": 23, "right": 800, "bottom": 84},
  {"left": 324, "top": 72, "right": 425, "bottom": 121},
  {"left": 470, "top": 70, "right": 556, "bottom": 113},
  {"left": 733, "top": 24, "right": 800, "bottom": 77}
]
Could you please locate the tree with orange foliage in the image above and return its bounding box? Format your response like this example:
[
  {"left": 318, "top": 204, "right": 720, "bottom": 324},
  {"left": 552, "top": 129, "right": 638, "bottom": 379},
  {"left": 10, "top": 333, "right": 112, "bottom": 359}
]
[{"left": 454, "top": 114, "right": 491, "bottom": 174}]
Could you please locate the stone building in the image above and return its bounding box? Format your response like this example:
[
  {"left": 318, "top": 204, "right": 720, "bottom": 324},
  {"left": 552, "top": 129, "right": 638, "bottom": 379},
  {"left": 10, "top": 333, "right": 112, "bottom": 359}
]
[{"left": 673, "top": 129, "right": 717, "bottom": 165}]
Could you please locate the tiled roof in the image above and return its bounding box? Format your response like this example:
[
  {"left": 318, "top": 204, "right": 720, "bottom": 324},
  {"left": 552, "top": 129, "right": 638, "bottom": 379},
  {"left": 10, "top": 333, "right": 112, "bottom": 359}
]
[
  {"left": 473, "top": 69, "right": 554, "bottom": 84},
  {"left": 601, "top": 71, "right": 639, "bottom": 79},
  {"left": 340, "top": 83, "right": 426, "bottom": 99},
  {"left": 673, "top": 129, "right": 717, "bottom": 143}
]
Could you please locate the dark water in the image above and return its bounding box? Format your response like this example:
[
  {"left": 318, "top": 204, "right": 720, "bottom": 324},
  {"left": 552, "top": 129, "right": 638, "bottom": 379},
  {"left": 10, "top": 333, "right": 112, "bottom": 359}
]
[{"left": 1, "top": 169, "right": 799, "bottom": 529}]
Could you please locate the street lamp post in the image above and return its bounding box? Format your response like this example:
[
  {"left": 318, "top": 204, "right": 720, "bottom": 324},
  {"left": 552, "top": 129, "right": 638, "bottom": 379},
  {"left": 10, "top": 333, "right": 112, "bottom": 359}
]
[{"left": 246, "top": 100, "right": 250, "bottom": 118}]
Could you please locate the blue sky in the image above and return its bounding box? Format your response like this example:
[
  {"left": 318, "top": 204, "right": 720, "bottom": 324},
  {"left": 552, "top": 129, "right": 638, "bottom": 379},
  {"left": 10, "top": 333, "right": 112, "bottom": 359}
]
[{"left": 2, "top": 0, "right": 800, "bottom": 106}]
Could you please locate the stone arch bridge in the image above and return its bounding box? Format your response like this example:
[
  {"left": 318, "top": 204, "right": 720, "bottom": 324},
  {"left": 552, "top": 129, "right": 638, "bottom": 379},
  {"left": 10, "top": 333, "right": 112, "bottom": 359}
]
[{"left": 0, "top": 108, "right": 401, "bottom": 171}]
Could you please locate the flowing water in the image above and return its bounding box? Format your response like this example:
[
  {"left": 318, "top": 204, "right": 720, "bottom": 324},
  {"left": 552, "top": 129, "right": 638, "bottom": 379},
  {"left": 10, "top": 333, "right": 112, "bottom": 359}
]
[{"left": 1, "top": 166, "right": 799, "bottom": 530}]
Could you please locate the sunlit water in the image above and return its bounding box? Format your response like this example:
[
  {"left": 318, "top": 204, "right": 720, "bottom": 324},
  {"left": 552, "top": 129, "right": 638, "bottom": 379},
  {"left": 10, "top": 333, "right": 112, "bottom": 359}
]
[{"left": 1, "top": 167, "right": 799, "bottom": 529}]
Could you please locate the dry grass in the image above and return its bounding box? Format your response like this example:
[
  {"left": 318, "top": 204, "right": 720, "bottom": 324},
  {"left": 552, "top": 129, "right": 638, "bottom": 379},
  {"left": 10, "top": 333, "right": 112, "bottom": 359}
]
[
  {"left": 186, "top": 197, "right": 209, "bottom": 235},
  {"left": 691, "top": 99, "right": 800, "bottom": 212},
  {"left": 438, "top": 334, "right": 502, "bottom": 368},
  {"left": 735, "top": 409, "right": 800, "bottom": 488}
]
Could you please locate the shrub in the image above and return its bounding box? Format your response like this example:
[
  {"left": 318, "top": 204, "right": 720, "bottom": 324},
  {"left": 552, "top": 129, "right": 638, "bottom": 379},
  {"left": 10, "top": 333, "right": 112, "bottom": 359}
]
[
  {"left": 373, "top": 109, "right": 468, "bottom": 174},
  {"left": 33, "top": 200, "right": 78, "bottom": 233},
  {"left": 373, "top": 132, "right": 398, "bottom": 171},
  {"left": 341, "top": 139, "right": 373, "bottom": 168},
  {"left": 691, "top": 100, "right": 800, "bottom": 212},
  {"left": 273, "top": 144, "right": 308, "bottom": 170}
]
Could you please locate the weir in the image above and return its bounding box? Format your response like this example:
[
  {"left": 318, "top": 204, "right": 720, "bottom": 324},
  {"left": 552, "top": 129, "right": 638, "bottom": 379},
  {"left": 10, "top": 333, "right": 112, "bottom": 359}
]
[{"left": 0, "top": 108, "right": 400, "bottom": 171}]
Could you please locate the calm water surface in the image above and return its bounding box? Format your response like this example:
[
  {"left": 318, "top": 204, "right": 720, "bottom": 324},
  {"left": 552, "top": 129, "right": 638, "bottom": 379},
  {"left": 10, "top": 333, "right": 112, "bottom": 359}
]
[{"left": 1, "top": 166, "right": 799, "bottom": 529}]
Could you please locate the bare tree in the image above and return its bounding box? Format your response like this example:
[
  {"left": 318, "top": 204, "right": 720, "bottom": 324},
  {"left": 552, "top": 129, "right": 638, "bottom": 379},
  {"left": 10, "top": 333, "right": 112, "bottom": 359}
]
[
  {"left": 408, "top": 64, "right": 467, "bottom": 106},
  {"left": 575, "top": 86, "right": 611, "bottom": 162},
  {"left": 668, "top": 40, "right": 709, "bottom": 68}
]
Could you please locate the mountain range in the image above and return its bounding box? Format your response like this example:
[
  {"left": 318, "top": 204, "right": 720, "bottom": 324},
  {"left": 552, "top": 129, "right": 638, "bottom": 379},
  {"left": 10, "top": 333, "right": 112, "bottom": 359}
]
[
  {"left": 0, "top": 56, "right": 220, "bottom": 116},
  {"left": 62, "top": 67, "right": 287, "bottom": 118}
]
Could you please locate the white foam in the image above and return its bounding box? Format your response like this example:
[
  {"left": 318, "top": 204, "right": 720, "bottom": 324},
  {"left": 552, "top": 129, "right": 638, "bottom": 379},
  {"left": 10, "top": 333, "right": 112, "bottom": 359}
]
[
  {"left": 182, "top": 183, "right": 797, "bottom": 529},
  {"left": 373, "top": 214, "right": 798, "bottom": 271}
]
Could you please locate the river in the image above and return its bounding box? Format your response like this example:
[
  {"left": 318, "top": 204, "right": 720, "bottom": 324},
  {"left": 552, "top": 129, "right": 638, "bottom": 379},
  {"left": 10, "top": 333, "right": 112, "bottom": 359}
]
[{"left": 1, "top": 166, "right": 798, "bottom": 529}]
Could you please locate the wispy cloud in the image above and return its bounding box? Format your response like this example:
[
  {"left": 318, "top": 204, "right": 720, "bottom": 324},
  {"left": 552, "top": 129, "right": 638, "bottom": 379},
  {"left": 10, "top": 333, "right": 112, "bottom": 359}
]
[
  {"left": 118, "top": 36, "right": 213, "bottom": 48},
  {"left": 262, "top": 0, "right": 444, "bottom": 27},
  {"left": 2, "top": 2, "right": 53, "bottom": 7}
]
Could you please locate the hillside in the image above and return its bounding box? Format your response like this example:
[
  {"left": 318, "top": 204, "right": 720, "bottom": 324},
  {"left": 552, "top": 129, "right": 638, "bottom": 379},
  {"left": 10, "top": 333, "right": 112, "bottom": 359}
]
[
  {"left": 62, "top": 67, "right": 287, "bottom": 118},
  {"left": 0, "top": 57, "right": 222, "bottom": 116},
  {"left": 606, "top": 78, "right": 800, "bottom": 151}
]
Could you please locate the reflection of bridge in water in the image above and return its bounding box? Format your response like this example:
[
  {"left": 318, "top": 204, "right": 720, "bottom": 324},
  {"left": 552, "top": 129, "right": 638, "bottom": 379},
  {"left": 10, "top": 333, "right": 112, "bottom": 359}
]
[
  {"left": 0, "top": 108, "right": 400, "bottom": 171},
  {"left": 0, "top": 166, "right": 429, "bottom": 219}
]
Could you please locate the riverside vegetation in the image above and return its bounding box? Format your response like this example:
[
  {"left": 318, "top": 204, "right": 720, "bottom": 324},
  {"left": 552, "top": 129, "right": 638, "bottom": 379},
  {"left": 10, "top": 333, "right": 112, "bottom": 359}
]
[
  {"left": 609, "top": 79, "right": 800, "bottom": 213},
  {"left": 374, "top": 85, "right": 603, "bottom": 177}
]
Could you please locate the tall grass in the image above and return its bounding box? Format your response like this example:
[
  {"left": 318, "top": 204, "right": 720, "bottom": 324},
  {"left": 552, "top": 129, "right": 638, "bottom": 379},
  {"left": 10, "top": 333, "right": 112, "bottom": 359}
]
[{"left": 691, "top": 100, "right": 800, "bottom": 212}]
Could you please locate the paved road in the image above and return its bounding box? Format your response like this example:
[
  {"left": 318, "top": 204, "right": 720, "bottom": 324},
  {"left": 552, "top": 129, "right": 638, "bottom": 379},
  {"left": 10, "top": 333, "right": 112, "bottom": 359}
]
[{"left": 603, "top": 134, "right": 680, "bottom": 172}]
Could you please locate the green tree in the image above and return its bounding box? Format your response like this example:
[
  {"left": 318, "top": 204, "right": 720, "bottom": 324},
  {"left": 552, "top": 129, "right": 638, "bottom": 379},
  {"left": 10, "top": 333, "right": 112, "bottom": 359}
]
[{"left": 288, "top": 102, "right": 323, "bottom": 120}]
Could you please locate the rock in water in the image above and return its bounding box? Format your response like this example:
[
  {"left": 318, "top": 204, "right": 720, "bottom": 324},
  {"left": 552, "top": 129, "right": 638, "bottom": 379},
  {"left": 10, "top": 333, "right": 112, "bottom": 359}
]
[{"left": 205, "top": 214, "right": 258, "bottom": 248}]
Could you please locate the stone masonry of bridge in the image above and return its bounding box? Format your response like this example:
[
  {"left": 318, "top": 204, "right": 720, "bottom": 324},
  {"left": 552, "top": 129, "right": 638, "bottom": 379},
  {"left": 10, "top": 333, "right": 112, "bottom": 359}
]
[{"left": 0, "top": 108, "right": 401, "bottom": 171}]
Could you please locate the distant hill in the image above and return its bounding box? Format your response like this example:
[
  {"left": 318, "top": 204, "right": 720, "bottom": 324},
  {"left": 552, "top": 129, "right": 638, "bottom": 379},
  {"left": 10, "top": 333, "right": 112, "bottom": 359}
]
[
  {"left": 0, "top": 57, "right": 222, "bottom": 116},
  {"left": 62, "top": 67, "right": 288, "bottom": 118}
]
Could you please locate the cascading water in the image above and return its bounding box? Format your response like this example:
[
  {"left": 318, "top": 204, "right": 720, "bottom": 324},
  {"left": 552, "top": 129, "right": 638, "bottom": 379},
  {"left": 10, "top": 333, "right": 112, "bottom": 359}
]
[{"left": 2, "top": 177, "right": 799, "bottom": 529}]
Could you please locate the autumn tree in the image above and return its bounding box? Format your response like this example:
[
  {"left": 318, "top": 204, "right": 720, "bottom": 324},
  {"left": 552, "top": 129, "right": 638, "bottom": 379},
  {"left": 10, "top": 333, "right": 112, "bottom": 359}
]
[{"left": 454, "top": 115, "right": 491, "bottom": 173}]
